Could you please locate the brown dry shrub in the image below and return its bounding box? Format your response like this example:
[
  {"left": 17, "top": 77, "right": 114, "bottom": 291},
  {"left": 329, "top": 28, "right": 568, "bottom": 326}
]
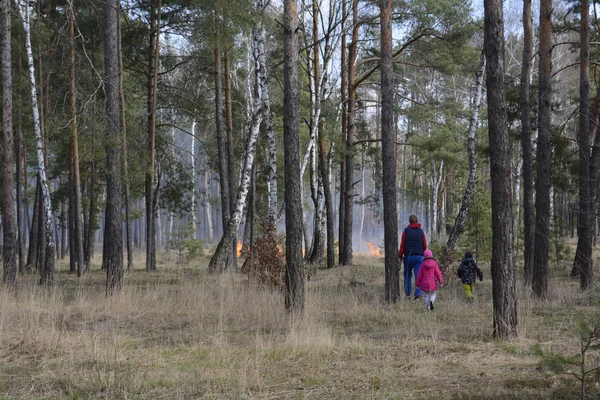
[{"left": 241, "top": 218, "right": 285, "bottom": 289}]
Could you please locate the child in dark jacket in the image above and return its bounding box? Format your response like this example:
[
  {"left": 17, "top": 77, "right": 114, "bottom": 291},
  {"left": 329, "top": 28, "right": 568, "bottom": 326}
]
[{"left": 457, "top": 251, "right": 483, "bottom": 302}]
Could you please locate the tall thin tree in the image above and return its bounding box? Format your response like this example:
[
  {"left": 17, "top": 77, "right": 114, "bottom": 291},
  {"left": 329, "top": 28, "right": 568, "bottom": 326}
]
[
  {"left": 572, "top": 0, "right": 592, "bottom": 289},
  {"left": 68, "top": 0, "right": 85, "bottom": 278},
  {"left": 533, "top": 0, "right": 552, "bottom": 297},
  {"left": 145, "top": 0, "right": 161, "bottom": 272},
  {"left": 284, "top": 0, "right": 304, "bottom": 312},
  {"left": 343, "top": 0, "right": 358, "bottom": 266},
  {"left": 380, "top": 0, "right": 399, "bottom": 303},
  {"left": 2, "top": 0, "right": 17, "bottom": 285},
  {"left": 213, "top": 9, "right": 232, "bottom": 273},
  {"left": 484, "top": 0, "right": 517, "bottom": 338},
  {"left": 104, "top": 0, "right": 124, "bottom": 292},
  {"left": 17, "top": 0, "right": 55, "bottom": 284},
  {"left": 338, "top": 0, "right": 347, "bottom": 264},
  {"left": 521, "top": 0, "right": 535, "bottom": 284}
]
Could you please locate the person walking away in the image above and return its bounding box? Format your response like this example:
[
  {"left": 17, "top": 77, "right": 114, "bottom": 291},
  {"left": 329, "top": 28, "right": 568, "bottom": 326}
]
[
  {"left": 398, "top": 215, "right": 427, "bottom": 299},
  {"left": 415, "top": 249, "right": 443, "bottom": 310},
  {"left": 457, "top": 251, "right": 483, "bottom": 303}
]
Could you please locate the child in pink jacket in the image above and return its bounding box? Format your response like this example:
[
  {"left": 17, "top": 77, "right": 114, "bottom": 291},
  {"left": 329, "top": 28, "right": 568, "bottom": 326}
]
[{"left": 415, "top": 249, "right": 444, "bottom": 310}]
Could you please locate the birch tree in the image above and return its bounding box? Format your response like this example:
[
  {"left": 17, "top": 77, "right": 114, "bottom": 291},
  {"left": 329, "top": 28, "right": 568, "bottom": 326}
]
[
  {"left": 208, "top": 15, "right": 265, "bottom": 272},
  {"left": 446, "top": 51, "right": 485, "bottom": 251},
  {"left": 16, "top": 0, "right": 55, "bottom": 284}
]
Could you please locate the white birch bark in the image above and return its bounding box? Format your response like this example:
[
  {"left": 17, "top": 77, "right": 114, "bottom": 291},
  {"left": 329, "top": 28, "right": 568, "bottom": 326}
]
[
  {"left": 167, "top": 128, "right": 175, "bottom": 247},
  {"left": 16, "top": 0, "right": 55, "bottom": 282},
  {"left": 191, "top": 121, "right": 197, "bottom": 235},
  {"left": 359, "top": 150, "right": 366, "bottom": 248},
  {"left": 253, "top": 3, "right": 277, "bottom": 221},
  {"left": 208, "top": 25, "right": 265, "bottom": 272},
  {"left": 446, "top": 52, "right": 486, "bottom": 250},
  {"left": 514, "top": 156, "right": 523, "bottom": 246}
]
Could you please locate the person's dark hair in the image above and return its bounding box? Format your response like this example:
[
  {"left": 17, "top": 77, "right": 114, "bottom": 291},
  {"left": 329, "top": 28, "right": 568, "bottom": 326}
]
[
  {"left": 409, "top": 214, "right": 418, "bottom": 223},
  {"left": 465, "top": 251, "right": 473, "bottom": 259}
]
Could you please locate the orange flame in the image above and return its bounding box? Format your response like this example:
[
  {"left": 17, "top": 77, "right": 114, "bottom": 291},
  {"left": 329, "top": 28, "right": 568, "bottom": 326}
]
[
  {"left": 365, "top": 241, "right": 382, "bottom": 257},
  {"left": 236, "top": 240, "right": 243, "bottom": 257}
]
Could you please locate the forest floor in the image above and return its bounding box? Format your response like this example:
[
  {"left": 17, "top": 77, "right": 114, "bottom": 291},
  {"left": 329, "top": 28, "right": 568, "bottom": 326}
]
[{"left": 0, "top": 251, "right": 599, "bottom": 399}]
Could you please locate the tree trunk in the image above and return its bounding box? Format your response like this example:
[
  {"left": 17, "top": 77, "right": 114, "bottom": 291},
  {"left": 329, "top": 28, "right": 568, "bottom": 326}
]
[
  {"left": 103, "top": 0, "right": 124, "bottom": 292},
  {"left": 224, "top": 52, "right": 237, "bottom": 269},
  {"left": 17, "top": 0, "right": 55, "bottom": 284},
  {"left": 208, "top": 20, "right": 265, "bottom": 272},
  {"left": 446, "top": 51, "right": 485, "bottom": 251},
  {"left": 191, "top": 121, "right": 197, "bottom": 237},
  {"left": 338, "top": 0, "right": 347, "bottom": 265},
  {"left": 68, "top": 0, "right": 85, "bottom": 277},
  {"left": 118, "top": 0, "right": 133, "bottom": 271},
  {"left": 484, "top": 0, "right": 517, "bottom": 338},
  {"left": 572, "top": 0, "right": 593, "bottom": 289},
  {"left": 26, "top": 181, "right": 40, "bottom": 272},
  {"left": 85, "top": 160, "right": 96, "bottom": 269},
  {"left": 533, "top": 0, "right": 552, "bottom": 298},
  {"left": 16, "top": 88, "right": 24, "bottom": 274},
  {"left": 343, "top": 0, "right": 358, "bottom": 266},
  {"left": 213, "top": 11, "right": 231, "bottom": 273},
  {"left": 145, "top": 0, "right": 161, "bottom": 272},
  {"left": 283, "top": 0, "right": 304, "bottom": 312},
  {"left": 2, "top": 0, "right": 17, "bottom": 285},
  {"left": 521, "top": 0, "right": 535, "bottom": 283},
  {"left": 380, "top": 0, "right": 399, "bottom": 303}
]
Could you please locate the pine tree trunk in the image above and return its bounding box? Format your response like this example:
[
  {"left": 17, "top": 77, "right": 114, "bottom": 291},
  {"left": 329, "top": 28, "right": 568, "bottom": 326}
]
[
  {"left": 338, "top": 0, "right": 347, "bottom": 265},
  {"left": 521, "top": 0, "right": 535, "bottom": 283},
  {"left": 2, "top": 0, "right": 17, "bottom": 285},
  {"left": 343, "top": 0, "right": 358, "bottom": 266},
  {"left": 16, "top": 93, "right": 24, "bottom": 274},
  {"left": 68, "top": 0, "right": 85, "bottom": 277},
  {"left": 380, "top": 0, "right": 399, "bottom": 303},
  {"left": 533, "top": 0, "right": 553, "bottom": 298},
  {"left": 26, "top": 181, "right": 40, "bottom": 272},
  {"left": 118, "top": 0, "right": 133, "bottom": 271},
  {"left": 85, "top": 160, "right": 96, "bottom": 269},
  {"left": 484, "top": 0, "right": 517, "bottom": 338},
  {"left": 145, "top": 0, "right": 161, "bottom": 272},
  {"left": 572, "top": 0, "right": 593, "bottom": 289},
  {"left": 282, "top": 0, "right": 304, "bottom": 312},
  {"left": 103, "top": 0, "right": 123, "bottom": 292},
  {"left": 17, "top": 0, "right": 55, "bottom": 284},
  {"left": 224, "top": 52, "right": 237, "bottom": 269},
  {"left": 213, "top": 11, "right": 231, "bottom": 273}
]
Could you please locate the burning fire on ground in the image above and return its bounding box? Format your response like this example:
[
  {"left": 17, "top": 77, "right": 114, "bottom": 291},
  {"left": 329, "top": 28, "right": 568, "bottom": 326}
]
[
  {"left": 236, "top": 240, "right": 243, "bottom": 257},
  {"left": 356, "top": 241, "right": 383, "bottom": 258}
]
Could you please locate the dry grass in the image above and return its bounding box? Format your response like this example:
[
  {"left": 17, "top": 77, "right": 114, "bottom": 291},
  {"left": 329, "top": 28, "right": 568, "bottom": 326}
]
[{"left": 0, "top": 253, "right": 598, "bottom": 399}]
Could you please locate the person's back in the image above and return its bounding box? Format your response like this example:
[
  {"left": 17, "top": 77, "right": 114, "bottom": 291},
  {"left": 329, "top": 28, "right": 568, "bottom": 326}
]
[
  {"left": 457, "top": 251, "right": 483, "bottom": 302},
  {"left": 415, "top": 249, "right": 443, "bottom": 310},
  {"left": 398, "top": 215, "right": 427, "bottom": 299}
]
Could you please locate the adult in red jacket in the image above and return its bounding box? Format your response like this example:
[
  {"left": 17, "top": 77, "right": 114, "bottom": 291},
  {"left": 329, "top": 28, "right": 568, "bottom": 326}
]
[{"left": 398, "top": 215, "right": 427, "bottom": 299}]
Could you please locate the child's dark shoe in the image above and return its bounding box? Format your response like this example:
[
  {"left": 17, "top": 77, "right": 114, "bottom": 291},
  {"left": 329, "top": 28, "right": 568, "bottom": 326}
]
[
  {"left": 429, "top": 302, "right": 434, "bottom": 310},
  {"left": 414, "top": 295, "right": 421, "bottom": 300}
]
